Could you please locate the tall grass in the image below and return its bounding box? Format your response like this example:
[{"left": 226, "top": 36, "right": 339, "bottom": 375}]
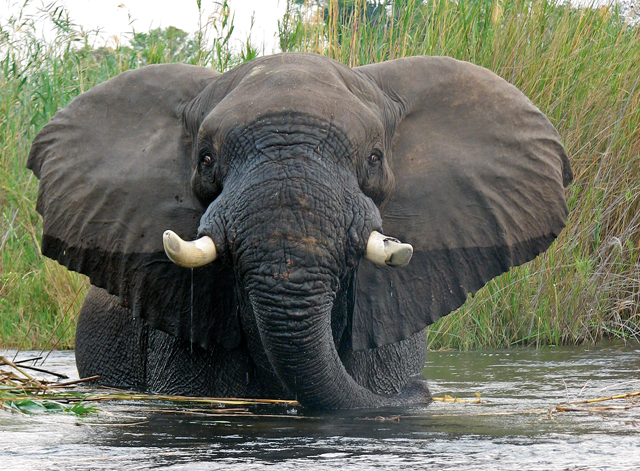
[
  {"left": 1, "top": 0, "right": 638, "bottom": 350},
  {"left": 280, "top": 0, "right": 640, "bottom": 349},
  {"left": 0, "top": 1, "right": 252, "bottom": 349}
]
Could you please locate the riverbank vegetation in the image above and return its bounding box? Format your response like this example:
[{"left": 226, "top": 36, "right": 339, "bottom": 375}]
[{"left": 1, "top": 0, "right": 639, "bottom": 350}]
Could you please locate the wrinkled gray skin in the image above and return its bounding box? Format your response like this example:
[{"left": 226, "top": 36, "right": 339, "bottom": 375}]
[
  {"left": 29, "top": 53, "right": 572, "bottom": 410},
  {"left": 76, "top": 55, "right": 430, "bottom": 409},
  {"left": 76, "top": 286, "right": 429, "bottom": 405}
]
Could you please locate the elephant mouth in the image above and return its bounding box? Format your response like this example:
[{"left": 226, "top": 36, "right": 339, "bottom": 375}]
[{"left": 161, "top": 227, "right": 415, "bottom": 409}]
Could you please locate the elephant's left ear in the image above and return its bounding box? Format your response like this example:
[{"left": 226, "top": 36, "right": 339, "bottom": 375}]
[
  {"left": 27, "top": 64, "right": 239, "bottom": 350},
  {"left": 351, "top": 56, "right": 573, "bottom": 351}
]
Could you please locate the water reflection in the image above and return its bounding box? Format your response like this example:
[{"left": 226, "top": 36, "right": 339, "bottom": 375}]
[{"left": 2, "top": 344, "right": 638, "bottom": 470}]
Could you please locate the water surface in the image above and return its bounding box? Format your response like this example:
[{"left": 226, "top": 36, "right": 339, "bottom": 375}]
[{"left": 2, "top": 344, "right": 638, "bottom": 470}]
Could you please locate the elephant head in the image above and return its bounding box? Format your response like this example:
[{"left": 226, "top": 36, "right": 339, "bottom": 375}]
[{"left": 27, "top": 53, "right": 572, "bottom": 409}]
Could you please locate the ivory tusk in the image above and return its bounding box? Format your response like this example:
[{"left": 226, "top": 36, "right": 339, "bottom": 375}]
[
  {"left": 163, "top": 230, "right": 218, "bottom": 268},
  {"left": 365, "top": 231, "right": 413, "bottom": 267}
]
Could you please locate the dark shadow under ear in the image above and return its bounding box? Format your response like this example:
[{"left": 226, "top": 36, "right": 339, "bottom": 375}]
[
  {"left": 351, "top": 56, "right": 572, "bottom": 351},
  {"left": 28, "top": 64, "right": 240, "bottom": 351}
]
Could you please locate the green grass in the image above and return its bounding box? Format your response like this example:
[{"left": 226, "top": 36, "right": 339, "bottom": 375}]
[
  {"left": 280, "top": 0, "right": 640, "bottom": 349},
  {"left": 0, "top": 1, "right": 249, "bottom": 349},
  {"left": 1, "top": 0, "right": 639, "bottom": 350}
]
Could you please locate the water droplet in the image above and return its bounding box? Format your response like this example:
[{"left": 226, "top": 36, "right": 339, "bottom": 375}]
[{"left": 190, "top": 267, "right": 194, "bottom": 354}]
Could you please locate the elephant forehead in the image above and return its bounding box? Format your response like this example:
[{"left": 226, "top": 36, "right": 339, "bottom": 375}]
[
  {"left": 201, "top": 59, "right": 383, "bottom": 140},
  {"left": 240, "top": 53, "right": 361, "bottom": 94},
  {"left": 216, "top": 114, "right": 356, "bottom": 161}
]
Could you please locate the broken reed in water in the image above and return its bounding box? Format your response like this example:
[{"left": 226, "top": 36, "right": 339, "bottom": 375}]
[
  {"left": 1, "top": 356, "right": 639, "bottom": 422},
  {"left": 0, "top": 355, "right": 298, "bottom": 415}
]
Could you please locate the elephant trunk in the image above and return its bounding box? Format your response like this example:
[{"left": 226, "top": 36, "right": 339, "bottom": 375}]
[
  {"left": 248, "top": 279, "right": 383, "bottom": 409},
  {"left": 196, "top": 153, "right": 427, "bottom": 409}
]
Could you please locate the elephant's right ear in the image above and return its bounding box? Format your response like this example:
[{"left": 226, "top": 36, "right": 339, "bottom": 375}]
[
  {"left": 27, "top": 64, "right": 238, "bottom": 350},
  {"left": 351, "top": 56, "right": 573, "bottom": 351}
]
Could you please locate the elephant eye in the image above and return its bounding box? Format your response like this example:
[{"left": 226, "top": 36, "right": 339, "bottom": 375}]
[
  {"left": 368, "top": 152, "right": 381, "bottom": 165},
  {"left": 203, "top": 155, "right": 212, "bottom": 165}
]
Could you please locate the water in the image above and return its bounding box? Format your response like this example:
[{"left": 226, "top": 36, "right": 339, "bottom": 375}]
[{"left": 1, "top": 344, "right": 639, "bottom": 470}]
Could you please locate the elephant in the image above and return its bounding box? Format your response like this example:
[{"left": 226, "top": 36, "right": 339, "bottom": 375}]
[{"left": 27, "top": 53, "right": 572, "bottom": 410}]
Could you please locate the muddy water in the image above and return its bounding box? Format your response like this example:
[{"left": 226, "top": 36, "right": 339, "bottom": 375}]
[{"left": 1, "top": 344, "right": 639, "bottom": 470}]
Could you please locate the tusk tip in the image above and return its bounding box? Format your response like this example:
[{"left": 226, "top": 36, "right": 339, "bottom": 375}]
[
  {"left": 365, "top": 231, "right": 413, "bottom": 267},
  {"left": 163, "top": 230, "right": 181, "bottom": 254},
  {"left": 162, "top": 230, "right": 217, "bottom": 268},
  {"left": 386, "top": 243, "right": 413, "bottom": 267}
]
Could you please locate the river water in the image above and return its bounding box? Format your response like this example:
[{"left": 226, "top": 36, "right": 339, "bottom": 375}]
[{"left": 1, "top": 344, "right": 639, "bottom": 470}]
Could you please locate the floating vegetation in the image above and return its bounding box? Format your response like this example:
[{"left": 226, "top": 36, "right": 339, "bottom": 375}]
[
  {"left": 2, "top": 355, "right": 638, "bottom": 423},
  {"left": 0, "top": 355, "right": 99, "bottom": 415},
  {"left": 0, "top": 355, "right": 298, "bottom": 417},
  {"left": 423, "top": 394, "right": 640, "bottom": 419},
  {"left": 424, "top": 384, "right": 640, "bottom": 420},
  {"left": 432, "top": 393, "right": 484, "bottom": 403}
]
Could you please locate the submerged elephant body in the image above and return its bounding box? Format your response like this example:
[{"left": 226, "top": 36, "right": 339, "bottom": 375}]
[
  {"left": 75, "top": 285, "right": 429, "bottom": 402},
  {"left": 28, "top": 54, "right": 572, "bottom": 409}
]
